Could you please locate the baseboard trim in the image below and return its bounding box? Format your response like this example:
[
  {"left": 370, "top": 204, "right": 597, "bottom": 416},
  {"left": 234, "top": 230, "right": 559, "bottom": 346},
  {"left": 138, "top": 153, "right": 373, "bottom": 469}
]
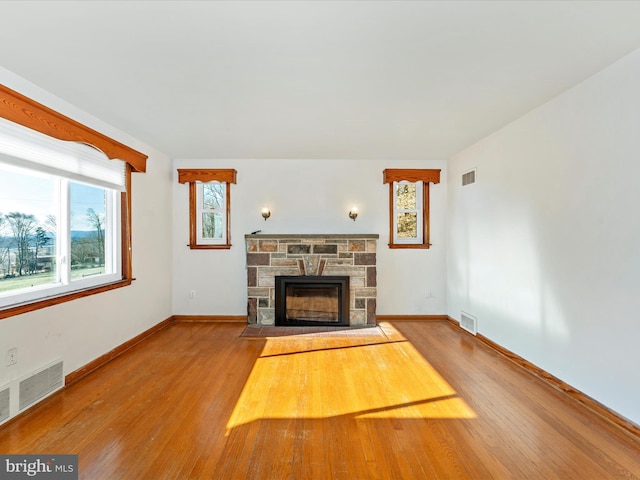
[
  {"left": 65, "top": 315, "right": 245, "bottom": 385},
  {"left": 377, "top": 315, "right": 448, "bottom": 321},
  {"left": 446, "top": 316, "right": 640, "bottom": 440},
  {"left": 172, "top": 315, "right": 247, "bottom": 323},
  {"left": 65, "top": 316, "right": 173, "bottom": 386}
]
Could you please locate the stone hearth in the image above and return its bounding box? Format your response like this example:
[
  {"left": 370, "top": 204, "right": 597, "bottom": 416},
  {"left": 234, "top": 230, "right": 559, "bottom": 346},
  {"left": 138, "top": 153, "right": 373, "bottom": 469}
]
[{"left": 245, "top": 234, "right": 378, "bottom": 326}]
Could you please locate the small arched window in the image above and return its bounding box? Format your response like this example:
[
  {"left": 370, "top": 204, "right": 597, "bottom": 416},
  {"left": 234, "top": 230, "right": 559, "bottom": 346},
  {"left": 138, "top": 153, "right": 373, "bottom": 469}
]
[
  {"left": 177, "top": 169, "right": 237, "bottom": 249},
  {"left": 383, "top": 169, "right": 441, "bottom": 249}
]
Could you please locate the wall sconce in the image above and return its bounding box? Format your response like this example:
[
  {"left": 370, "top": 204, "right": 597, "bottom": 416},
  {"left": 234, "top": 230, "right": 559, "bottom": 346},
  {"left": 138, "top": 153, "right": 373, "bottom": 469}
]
[
  {"left": 261, "top": 206, "right": 271, "bottom": 221},
  {"left": 348, "top": 207, "right": 358, "bottom": 221}
]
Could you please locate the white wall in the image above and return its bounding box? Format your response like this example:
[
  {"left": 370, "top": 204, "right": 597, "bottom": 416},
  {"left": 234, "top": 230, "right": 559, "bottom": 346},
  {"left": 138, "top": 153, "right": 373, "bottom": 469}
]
[
  {"left": 447, "top": 49, "right": 640, "bottom": 425},
  {"left": 0, "top": 68, "right": 174, "bottom": 389},
  {"left": 173, "top": 158, "right": 447, "bottom": 317}
]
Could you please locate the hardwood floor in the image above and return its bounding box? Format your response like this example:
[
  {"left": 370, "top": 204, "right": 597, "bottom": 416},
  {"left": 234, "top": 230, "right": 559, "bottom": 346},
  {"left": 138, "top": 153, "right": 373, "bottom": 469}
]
[{"left": 0, "top": 321, "right": 638, "bottom": 479}]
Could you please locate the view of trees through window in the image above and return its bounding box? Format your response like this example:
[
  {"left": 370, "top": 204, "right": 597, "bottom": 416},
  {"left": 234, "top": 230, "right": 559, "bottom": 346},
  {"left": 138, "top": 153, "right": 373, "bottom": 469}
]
[
  {"left": 201, "top": 182, "right": 224, "bottom": 240},
  {"left": 395, "top": 183, "right": 418, "bottom": 239},
  {"left": 0, "top": 165, "right": 108, "bottom": 294}
]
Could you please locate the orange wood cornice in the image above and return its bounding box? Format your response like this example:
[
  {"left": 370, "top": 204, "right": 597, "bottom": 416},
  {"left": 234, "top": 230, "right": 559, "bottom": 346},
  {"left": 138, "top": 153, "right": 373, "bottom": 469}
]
[
  {"left": 0, "top": 83, "right": 148, "bottom": 172},
  {"left": 383, "top": 168, "right": 441, "bottom": 184},
  {"left": 177, "top": 168, "right": 237, "bottom": 184}
]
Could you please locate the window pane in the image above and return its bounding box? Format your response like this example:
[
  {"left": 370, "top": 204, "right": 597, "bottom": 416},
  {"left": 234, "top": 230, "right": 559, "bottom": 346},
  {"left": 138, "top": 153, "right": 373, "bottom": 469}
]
[
  {"left": 397, "top": 212, "right": 418, "bottom": 239},
  {"left": 202, "top": 183, "right": 224, "bottom": 209},
  {"left": 202, "top": 212, "right": 223, "bottom": 239},
  {"left": 70, "top": 182, "right": 107, "bottom": 281},
  {"left": 395, "top": 183, "right": 416, "bottom": 210},
  {"left": 0, "top": 165, "right": 57, "bottom": 293}
]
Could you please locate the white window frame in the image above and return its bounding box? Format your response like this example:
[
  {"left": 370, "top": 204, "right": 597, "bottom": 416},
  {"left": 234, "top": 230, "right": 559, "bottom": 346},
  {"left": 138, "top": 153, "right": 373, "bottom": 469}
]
[
  {"left": 392, "top": 180, "right": 424, "bottom": 245},
  {"left": 0, "top": 165, "right": 122, "bottom": 309},
  {"left": 195, "top": 181, "right": 227, "bottom": 246}
]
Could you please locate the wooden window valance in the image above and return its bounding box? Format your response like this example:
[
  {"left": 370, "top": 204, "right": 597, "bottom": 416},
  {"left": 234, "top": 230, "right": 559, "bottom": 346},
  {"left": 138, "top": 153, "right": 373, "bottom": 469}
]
[
  {"left": 383, "top": 169, "right": 441, "bottom": 184},
  {"left": 0, "top": 84, "right": 147, "bottom": 172},
  {"left": 177, "top": 168, "right": 237, "bottom": 184}
]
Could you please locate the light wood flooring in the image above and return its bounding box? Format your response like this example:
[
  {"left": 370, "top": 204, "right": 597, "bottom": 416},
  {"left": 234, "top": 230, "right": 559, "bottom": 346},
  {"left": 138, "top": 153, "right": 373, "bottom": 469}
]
[{"left": 0, "top": 321, "right": 638, "bottom": 479}]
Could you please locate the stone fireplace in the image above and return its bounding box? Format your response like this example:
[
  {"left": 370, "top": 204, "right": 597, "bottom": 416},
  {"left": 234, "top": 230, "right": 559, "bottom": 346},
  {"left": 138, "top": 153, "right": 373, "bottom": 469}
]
[{"left": 245, "top": 234, "right": 378, "bottom": 326}]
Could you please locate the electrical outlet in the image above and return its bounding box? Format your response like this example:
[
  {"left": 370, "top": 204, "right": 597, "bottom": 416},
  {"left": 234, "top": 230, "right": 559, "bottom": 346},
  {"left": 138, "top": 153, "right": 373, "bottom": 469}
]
[
  {"left": 6, "top": 348, "right": 17, "bottom": 366},
  {"left": 189, "top": 290, "right": 196, "bottom": 299}
]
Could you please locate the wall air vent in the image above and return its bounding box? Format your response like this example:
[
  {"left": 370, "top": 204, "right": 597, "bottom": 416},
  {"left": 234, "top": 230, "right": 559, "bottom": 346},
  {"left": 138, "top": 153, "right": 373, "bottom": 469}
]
[
  {"left": 19, "top": 360, "right": 64, "bottom": 411},
  {"left": 0, "top": 387, "right": 9, "bottom": 423},
  {"left": 462, "top": 168, "right": 476, "bottom": 186},
  {"left": 460, "top": 311, "right": 477, "bottom": 335}
]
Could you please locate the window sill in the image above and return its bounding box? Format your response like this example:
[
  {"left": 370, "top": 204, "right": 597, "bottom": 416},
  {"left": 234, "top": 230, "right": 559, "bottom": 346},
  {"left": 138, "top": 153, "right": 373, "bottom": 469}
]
[
  {"left": 188, "top": 243, "right": 232, "bottom": 250},
  {"left": 388, "top": 243, "right": 431, "bottom": 249},
  {"left": 0, "top": 278, "right": 133, "bottom": 320}
]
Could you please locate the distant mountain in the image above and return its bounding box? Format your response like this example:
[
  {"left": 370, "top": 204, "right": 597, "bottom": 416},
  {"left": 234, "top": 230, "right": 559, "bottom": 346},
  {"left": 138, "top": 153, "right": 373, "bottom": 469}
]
[
  {"left": 71, "top": 230, "right": 98, "bottom": 240},
  {"left": 0, "top": 230, "right": 100, "bottom": 246}
]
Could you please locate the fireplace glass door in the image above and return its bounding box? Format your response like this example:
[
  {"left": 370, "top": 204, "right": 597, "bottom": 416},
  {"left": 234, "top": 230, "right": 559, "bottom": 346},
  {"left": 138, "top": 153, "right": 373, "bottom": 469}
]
[
  {"left": 275, "top": 276, "right": 349, "bottom": 326},
  {"left": 286, "top": 285, "right": 339, "bottom": 322}
]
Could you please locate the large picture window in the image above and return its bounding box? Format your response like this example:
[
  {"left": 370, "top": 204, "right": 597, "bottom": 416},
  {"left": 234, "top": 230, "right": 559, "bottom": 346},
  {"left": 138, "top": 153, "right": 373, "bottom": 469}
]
[
  {"left": 0, "top": 163, "right": 121, "bottom": 308},
  {"left": 0, "top": 84, "right": 147, "bottom": 319}
]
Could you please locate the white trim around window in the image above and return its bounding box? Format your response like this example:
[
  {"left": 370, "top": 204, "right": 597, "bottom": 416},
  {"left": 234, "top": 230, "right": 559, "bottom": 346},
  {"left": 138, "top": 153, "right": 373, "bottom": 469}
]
[
  {"left": 0, "top": 164, "right": 122, "bottom": 309},
  {"left": 392, "top": 180, "right": 424, "bottom": 245}
]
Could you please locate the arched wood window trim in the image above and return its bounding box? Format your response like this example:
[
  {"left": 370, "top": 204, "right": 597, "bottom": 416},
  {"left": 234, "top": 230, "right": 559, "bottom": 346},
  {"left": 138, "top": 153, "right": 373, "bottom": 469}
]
[
  {"left": 383, "top": 168, "right": 441, "bottom": 249},
  {"left": 178, "top": 169, "right": 237, "bottom": 250},
  {"left": 0, "top": 84, "right": 148, "bottom": 320},
  {"left": 0, "top": 84, "right": 147, "bottom": 172}
]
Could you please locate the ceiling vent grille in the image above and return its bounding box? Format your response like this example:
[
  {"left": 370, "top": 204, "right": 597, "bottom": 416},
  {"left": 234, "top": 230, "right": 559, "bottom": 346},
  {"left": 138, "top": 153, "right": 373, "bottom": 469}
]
[
  {"left": 462, "top": 168, "right": 476, "bottom": 186},
  {"left": 460, "top": 311, "right": 477, "bottom": 335}
]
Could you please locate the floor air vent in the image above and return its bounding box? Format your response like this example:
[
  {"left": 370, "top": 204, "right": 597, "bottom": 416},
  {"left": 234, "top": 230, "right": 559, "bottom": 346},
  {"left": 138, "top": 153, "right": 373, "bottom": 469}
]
[
  {"left": 19, "top": 360, "right": 64, "bottom": 411},
  {"left": 460, "top": 311, "right": 477, "bottom": 335},
  {"left": 462, "top": 168, "right": 476, "bottom": 186}
]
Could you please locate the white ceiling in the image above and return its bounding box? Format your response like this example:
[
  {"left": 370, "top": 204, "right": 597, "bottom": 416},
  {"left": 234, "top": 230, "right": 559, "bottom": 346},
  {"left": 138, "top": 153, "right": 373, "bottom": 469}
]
[{"left": 2, "top": 1, "right": 640, "bottom": 160}]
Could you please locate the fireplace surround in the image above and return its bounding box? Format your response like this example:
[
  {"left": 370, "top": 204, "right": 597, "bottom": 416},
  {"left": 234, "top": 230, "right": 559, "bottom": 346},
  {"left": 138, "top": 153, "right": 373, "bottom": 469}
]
[{"left": 245, "top": 234, "right": 378, "bottom": 326}]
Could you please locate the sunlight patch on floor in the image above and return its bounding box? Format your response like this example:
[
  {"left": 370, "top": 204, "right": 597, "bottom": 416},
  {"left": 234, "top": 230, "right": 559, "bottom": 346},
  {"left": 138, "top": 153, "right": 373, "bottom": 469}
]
[{"left": 226, "top": 324, "right": 476, "bottom": 432}]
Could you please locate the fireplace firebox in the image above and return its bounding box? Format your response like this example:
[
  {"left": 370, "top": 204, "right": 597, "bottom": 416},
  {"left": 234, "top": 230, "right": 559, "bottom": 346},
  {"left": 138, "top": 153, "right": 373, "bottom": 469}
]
[{"left": 275, "top": 276, "right": 350, "bottom": 326}]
